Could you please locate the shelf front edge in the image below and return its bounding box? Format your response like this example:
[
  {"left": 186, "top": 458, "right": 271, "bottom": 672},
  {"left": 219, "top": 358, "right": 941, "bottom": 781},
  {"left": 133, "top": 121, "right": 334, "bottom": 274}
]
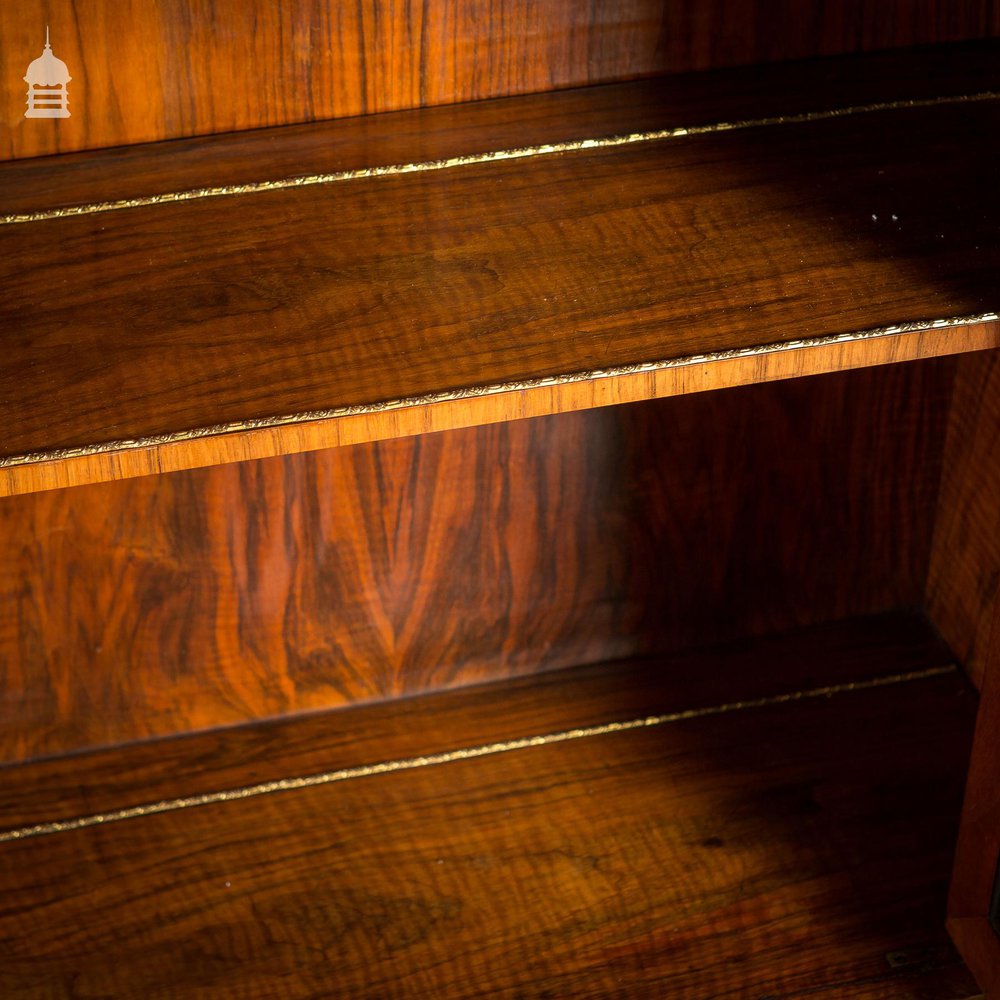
[{"left": 3, "top": 318, "right": 996, "bottom": 498}]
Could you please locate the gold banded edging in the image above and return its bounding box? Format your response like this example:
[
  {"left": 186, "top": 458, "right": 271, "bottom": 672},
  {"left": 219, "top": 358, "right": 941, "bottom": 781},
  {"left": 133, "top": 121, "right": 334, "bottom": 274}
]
[
  {"left": 1, "top": 91, "right": 998, "bottom": 227},
  {"left": 0, "top": 664, "right": 957, "bottom": 844},
  {"left": 2, "top": 313, "right": 996, "bottom": 470}
]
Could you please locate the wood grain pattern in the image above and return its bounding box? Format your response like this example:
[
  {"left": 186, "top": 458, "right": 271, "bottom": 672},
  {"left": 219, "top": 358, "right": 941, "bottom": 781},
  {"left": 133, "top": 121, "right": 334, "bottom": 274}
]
[
  {"left": 0, "top": 361, "right": 956, "bottom": 764},
  {"left": 1, "top": 320, "right": 994, "bottom": 501},
  {"left": 0, "top": 610, "right": 955, "bottom": 833},
  {"left": 1, "top": 77, "right": 999, "bottom": 495},
  {"left": 1, "top": 2, "right": 998, "bottom": 160},
  {"left": 6, "top": 44, "right": 1000, "bottom": 221},
  {"left": 948, "top": 595, "right": 1000, "bottom": 993},
  {"left": 913, "top": 363, "right": 1000, "bottom": 980},
  {"left": 927, "top": 349, "right": 1000, "bottom": 692},
  {"left": 0, "top": 624, "right": 979, "bottom": 998}
]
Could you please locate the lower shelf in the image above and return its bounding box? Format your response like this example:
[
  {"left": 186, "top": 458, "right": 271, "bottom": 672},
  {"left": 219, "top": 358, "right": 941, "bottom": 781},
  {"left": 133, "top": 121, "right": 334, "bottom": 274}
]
[{"left": 0, "top": 613, "right": 983, "bottom": 998}]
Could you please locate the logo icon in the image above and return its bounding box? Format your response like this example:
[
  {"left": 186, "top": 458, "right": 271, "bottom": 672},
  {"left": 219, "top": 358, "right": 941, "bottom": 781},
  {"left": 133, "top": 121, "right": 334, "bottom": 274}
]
[{"left": 24, "top": 27, "right": 71, "bottom": 118}]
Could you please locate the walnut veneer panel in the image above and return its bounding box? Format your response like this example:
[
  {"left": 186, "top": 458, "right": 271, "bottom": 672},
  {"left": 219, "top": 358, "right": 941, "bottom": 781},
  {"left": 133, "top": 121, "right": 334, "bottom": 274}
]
[
  {"left": 0, "top": 611, "right": 955, "bottom": 832},
  {"left": 1, "top": 1, "right": 998, "bottom": 159},
  {"left": 0, "top": 618, "right": 978, "bottom": 997},
  {"left": 1, "top": 68, "right": 998, "bottom": 494},
  {"left": 948, "top": 597, "right": 1000, "bottom": 991},
  {"left": 0, "top": 361, "right": 954, "bottom": 763},
  {"left": 927, "top": 349, "right": 1000, "bottom": 692},
  {"left": 5, "top": 44, "right": 1000, "bottom": 218}
]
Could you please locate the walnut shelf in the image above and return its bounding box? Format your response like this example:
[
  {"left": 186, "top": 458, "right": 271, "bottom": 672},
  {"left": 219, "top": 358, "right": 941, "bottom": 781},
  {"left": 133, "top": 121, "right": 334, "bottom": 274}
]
[
  {"left": 0, "top": 614, "right": 983, "bottom": 998},
  {"left": 2, "top": 43, "right": 999, "bottom": 496},
  {"left": 3, "top": 32, "right": 1000, "bottom": 999}
]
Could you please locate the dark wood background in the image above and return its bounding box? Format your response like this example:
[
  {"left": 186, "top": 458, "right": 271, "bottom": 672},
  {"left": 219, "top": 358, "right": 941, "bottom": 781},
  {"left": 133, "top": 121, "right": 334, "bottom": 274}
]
[
  {"left": 0, "top": 358, "right": 955, "bottom": 764},
  {"left": 2, "top": 0, "right": 999, "bottom": 160},
  {"left": 928, "top": 351, "right": 1000, "bottom": 690}
]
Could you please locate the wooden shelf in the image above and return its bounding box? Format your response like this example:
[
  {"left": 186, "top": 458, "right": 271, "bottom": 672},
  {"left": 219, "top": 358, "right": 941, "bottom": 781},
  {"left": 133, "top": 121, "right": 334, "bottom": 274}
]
[
  {"left": 4, "top": 9, "right": 999, "bottom": 993},
  {"left": 0, "top": 613, "right": 981, "bottom": 997},
  {"left": 2, "top": 43, "right": 999, "bottom": 496}
]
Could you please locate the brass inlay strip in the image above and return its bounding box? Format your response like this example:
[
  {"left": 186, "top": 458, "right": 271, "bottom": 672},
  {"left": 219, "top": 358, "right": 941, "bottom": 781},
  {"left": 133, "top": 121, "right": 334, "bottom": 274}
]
[
  {"left": 0, "top": 664, "right": 957, "bottom": 844},
  {"left": 1, "top": 91, "right": 997, "bottom": 227},
  {"left": 2, "top": 313, "right": 996, "bottom": 470}
]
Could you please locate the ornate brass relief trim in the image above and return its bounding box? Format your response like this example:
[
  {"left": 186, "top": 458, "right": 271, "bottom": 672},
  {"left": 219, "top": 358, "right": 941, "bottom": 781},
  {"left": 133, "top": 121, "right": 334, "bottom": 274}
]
[
  {"left": 0, "top": 664, "right": 956, "bottom": 843},
  {"left": 1, "top": 91, "right": 997, "bottom": 227},
  {"left": 1, "top": 313, "right": 996, "bottom": 470}
]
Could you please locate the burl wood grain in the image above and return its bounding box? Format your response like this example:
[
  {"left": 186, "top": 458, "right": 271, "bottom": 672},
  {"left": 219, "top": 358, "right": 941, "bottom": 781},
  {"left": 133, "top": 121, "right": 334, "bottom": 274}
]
[
  {"left": 0, "top": 612, "right": 955, "bottom": 831},
  {"left": 1, "top": 82, "right": 998, "bottom": 494},
  {"left": 927, "top": 349, "right": 1000, "bottom": 692},
  {"left": 1, "top": 1, "right": 997, "bottom": 160},
  {"left": 0, "top": 361, "right": 955, "bottom": 764},
  {"left": 0, "top": 626, "right": 978, "bottom": 998},
  {"left": 0, "top": 610, "right": 955, "bottom": 832}
]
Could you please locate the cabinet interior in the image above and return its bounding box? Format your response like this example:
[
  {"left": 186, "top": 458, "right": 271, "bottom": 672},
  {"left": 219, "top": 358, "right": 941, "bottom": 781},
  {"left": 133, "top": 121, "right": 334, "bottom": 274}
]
[
  {"left": 1, "top": 351, "right": 994, "bottom": 764},
  {"left": 2, "top": 13, "right": 999, "bottom": 996}
]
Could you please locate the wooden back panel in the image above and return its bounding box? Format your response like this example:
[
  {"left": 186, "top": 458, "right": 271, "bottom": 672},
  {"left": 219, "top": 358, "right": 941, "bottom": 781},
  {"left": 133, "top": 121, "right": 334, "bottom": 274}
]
[
  {"left": 0, "top": 359, "right": 954, "bottom": 764},
  {"left": 2, "top": 0, "right": 998, "bottom": 160}
]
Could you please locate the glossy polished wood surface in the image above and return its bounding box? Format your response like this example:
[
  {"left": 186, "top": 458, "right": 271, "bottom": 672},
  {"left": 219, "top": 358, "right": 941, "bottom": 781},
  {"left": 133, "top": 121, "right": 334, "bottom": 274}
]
[
  {"left": 2, "top": 54, "right": 999, "bottom": 495},
  {"left": 0, "top": 363, "right": 953, "bottom": 764},
  {"left": 927, "top": 349, "right": 1000, "bottom": 692},
  {"left": 949, "top": 598, "right": 1000, "bottom": 993},
  {"left": 0, "top": 616, "right": 978, "bottom": 998},
  {"left": 2, "top": 1, "right": 997, "bottom": 160},
  {"left": 0, "top": 611, "right": 954, "bottom": 832},
  {"left": 3, "top": 321, "right": 994, "bottom": 500},
  {"left": 6, "top": 43, "right": 1000, "bottom": 219}
]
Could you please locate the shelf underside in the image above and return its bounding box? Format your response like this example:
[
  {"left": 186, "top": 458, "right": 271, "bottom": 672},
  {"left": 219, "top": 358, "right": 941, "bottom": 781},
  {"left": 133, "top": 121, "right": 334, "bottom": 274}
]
[
  {"left": 0, "top": 613, "right": 981, "bottom": 997},
  {"left": 1, "top": 44, "right": 999, "bottom": 494}
]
